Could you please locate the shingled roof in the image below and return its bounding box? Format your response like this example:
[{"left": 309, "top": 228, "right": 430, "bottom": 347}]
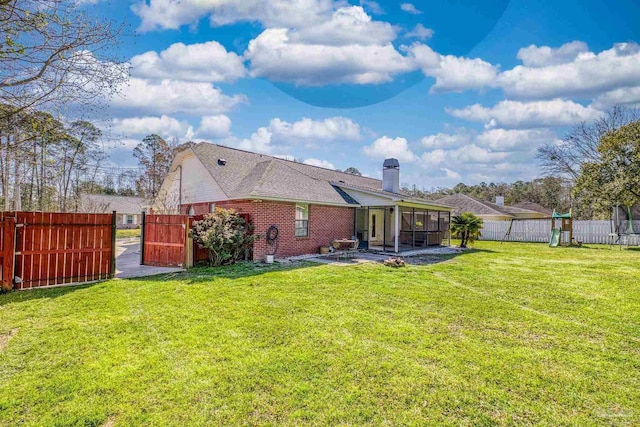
[
  {"left": 79, "top": 194, "right": 147, "bottom": 214},
  {"left": 434, "top": 193, "right": 541, "bottom": 218},
  {"left": 186, "top": 143, "right": 450, "bottom": 208}
]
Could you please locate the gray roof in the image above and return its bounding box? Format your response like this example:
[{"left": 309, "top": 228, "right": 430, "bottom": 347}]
[
  {"left": 512, "top": 201, "right": 553, "bottom": 216},
  {"left": 79, "top": 194, "right": 146, "bottom": 214},
  {"left": 188, "top": 143, "right": 444, "bottom": 207},
  {"left": 434, "top": 194, "right": 541, "bottom": 217}
]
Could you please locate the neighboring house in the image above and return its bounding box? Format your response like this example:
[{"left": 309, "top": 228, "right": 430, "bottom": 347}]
[
  {"left": 155, "top": 143, "right": 454, "bottom": 260},
  {"left": 79, "top": 194, "right": 147, "bottom": 229},
  {"left": 512, "top": 201, "right": 553, "bottom": 216},
  {"left": 434, "top": 194, "right": 548, "bottom": 221}
]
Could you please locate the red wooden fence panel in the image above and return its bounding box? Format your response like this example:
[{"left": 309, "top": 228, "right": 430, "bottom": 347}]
[
  {"left": 1, "top": 213, "right": 16, "bottom": 291},
  {"left": 142, "top": 214, "right": 188, "bottom": 267},
  {"left": 10, "top": 211, "right": 115, "bottom": 290}
]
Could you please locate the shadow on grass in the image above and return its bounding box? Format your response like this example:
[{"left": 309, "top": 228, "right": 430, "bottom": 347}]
[
  {"left": 0, "top": 281, "right": 101, "bottom": 306},
  {"left": 125, "top": 260, "right": 325, "bottom": 285}
]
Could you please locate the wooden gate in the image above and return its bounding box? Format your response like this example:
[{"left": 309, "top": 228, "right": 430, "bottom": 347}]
[
  {"left": 141, "top": 213, "right": 188, "bottom": 267},
  {"left": 1, "top": 211, "right": 116, "bottom": 291}
]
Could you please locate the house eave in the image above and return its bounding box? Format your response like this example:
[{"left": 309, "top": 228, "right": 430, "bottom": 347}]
[{"left": 244, "top": 196, "right": 359, "bottom": 208}]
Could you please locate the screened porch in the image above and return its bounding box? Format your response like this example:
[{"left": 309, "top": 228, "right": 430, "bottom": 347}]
[{"left": 354, "top": 205, "right": 451, "bottom": 252}]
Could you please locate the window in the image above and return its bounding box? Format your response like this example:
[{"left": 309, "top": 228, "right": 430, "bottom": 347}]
[
  {"left": 125, "top": 214, "right": 135, "bottom": 225},
  {"left": 295, "top": 203, "right": 309, "bottom": 237},
  {"left": 187, "top": 205, "right": 195, "bottom": 216},
  {"left": 209, "top": 203, "right": 216, "bottom": 213}
]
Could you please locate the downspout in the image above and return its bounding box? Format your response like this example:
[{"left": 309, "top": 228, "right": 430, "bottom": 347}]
[{"left": 178, "top": 165, "right": 183, "bottom": 214}]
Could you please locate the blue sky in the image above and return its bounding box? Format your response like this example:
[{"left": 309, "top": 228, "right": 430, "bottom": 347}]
[{"left": 90, "top": 0, "right": 640, "bottom": 189}]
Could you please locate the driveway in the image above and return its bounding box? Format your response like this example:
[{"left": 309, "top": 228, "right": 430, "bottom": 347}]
[{"left": 115, "top": 240, "right": 184, "bottom": 279}]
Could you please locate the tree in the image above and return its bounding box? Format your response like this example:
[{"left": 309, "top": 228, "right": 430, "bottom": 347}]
[
  {"left": 133, "top": 134, "right": 173, "bottom": 199},
  {"left": 450, "top": 212, "right": 483, "bottom": 248},
  {"left": 574, "top": 119, "right": 640, "bottom": 216},
  {"left": 343, "top": 167, "right": 362, "bottom": 176},
  {"left": 1, "top": 0, "right": 129, "bottom": 121},
  {"left": 537, "top": 106, "right": 640, "bottom": 180}
]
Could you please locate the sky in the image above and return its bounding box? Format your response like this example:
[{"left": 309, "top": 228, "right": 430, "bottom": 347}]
[{"left": 88, "top": 0, "right": 640, "bottom": 189}]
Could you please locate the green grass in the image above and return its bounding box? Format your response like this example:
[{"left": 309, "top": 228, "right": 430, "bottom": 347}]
[
  {"left": 1, "top": 242, "right": 639, "bottom": 426},
  {"left": 115, "top": 228, "right": 141, "bottom": 239}
]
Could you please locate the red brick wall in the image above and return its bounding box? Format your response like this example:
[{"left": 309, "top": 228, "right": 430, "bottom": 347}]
[{"left": 181, "top": 200, "right": 354, "bottom": 260}]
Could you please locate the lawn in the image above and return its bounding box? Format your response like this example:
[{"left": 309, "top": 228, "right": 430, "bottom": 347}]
[
  {"left": 115, "top": 228, "right": 141, "bottom": 239},
  {"left": 1, "top": 242, "right": 639, "bottom": 426}
]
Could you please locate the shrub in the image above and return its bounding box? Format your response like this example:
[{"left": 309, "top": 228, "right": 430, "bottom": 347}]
[
  {"left": 451, "top": 212, "right": 483, "bottom": 248},
  {"left": 191, "top": 208, "right": 259, "bottom": 266}
]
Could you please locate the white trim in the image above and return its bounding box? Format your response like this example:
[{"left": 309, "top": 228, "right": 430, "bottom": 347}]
[{"left": 394, "top": 203, "right": 399, "bottom": 253}]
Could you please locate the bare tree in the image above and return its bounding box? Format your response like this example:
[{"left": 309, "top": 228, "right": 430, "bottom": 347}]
[
  {"left": 537, "top": 105, "right": 640, "bottom": 180},
  {"left": 0, "top": 0, "right": 129, "bottom": 121}
]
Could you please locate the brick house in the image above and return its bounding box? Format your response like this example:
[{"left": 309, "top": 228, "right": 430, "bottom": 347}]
[{"left": 155, "top": 143, "right": 453, "bottom": 260}]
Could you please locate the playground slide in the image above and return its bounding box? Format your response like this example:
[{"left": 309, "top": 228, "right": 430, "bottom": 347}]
[{"left": 549, "top": 228, "right": 561, "bottom": 247}]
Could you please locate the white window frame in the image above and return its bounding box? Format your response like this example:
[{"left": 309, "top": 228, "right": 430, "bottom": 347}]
[
  {"left": 295, "top": 203, "right": 309, "bottom": 237},
  {"left": 209, "top": 203, "right": 216, "bottom": 213}
]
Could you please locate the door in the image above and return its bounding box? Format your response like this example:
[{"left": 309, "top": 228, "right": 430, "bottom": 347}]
[{"left": 369, "top": 209, "right": 384, "bottom": 242}]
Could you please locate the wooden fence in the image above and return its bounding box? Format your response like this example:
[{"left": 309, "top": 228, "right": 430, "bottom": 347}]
[
  {"left": 1, "top": 211, "right": 116, "bottom": 291},
  {"left": 141, "top": 213, "right": 253, "bottom": 268},
  {"left": 479, "top": 219, "right": 640, "bottom": 244},
  {"left": 141, "top": 213, "right": 189, "bottom": 267}
]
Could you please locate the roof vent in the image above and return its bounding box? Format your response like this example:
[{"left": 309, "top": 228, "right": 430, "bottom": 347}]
[{"left": 217, "top": 158, "right": 227, "bottom": 166}]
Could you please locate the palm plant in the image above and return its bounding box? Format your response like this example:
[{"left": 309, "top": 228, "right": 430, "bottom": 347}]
[{"left": 450, "top": 212, "right": 484, "bottom": 248}]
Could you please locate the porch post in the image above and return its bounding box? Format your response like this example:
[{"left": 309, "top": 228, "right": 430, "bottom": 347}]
[{"left": 394, "top": 203, "right": 399, "bottom": 253}]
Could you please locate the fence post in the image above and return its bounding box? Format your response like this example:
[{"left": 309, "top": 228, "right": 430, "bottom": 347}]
[
  {"left": 140, "top": 211, "right": 146, "bottom": 266},
  {"left": 185, "top": 216, "right": 193, "bottom": 268},
  {"left": 1, "top": 217, "right": 16, "bottom": 291},
  {"left": 110, "top": 211, "right": 116, "bottom": 278}
]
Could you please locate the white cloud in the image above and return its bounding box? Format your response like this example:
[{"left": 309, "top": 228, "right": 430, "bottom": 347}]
[
  {"left": 291, "top": 6, "right": 396, "bottom": 46},
  {"left": 400, "top": 3, "right": 422, "bottom": 14},
  {"left": 359, "top": 0, "right": 384, "bottom": 15},
  {"left": 225, "top": 116, "right": 361, "bottom": 155},
  {"left": 112, "top": 78, "right": 247, "bottom": 115},
  {"left": 498, "top": 42, "right": 640, "bottom": 99},
  {"left": 442, "top": 168, "right": 461, "bottom": 181},
  {"left": 447, "top": 99, "right": 601, "bottom": 129},
  {"left": 236, "top": 127, "right": 275, "bottom": 154},
  {"left": 475, "top": 128, "right": 557, "bottom": 151},
  {"left": 245, "top": 7, "right": 414, "bottom": 86},
  {"left": 303, "top": 158, "right": 336, "bottom": 169},
  {"left": 363, "top": 136, "right": 418, "bottom": 162},
  {"left": 268, "top": 117, "right": 361, "bottom": 141},
  {"left": 421, "top": 149, "right": 447, "bottom": 166},
  {"left": 421, "top": 132, "right": 471, "bottom": 149},
  {"left": 111, "top": 115, "right": 193, "bottom": 138},
  {"left": 130, "top": 41, "right": 245, "bottom": 83},
  {"left": 132, "top": 0, "right": 335, "bottom": 32},
  {"left": 408, "top": 44, "right": 499, "bottom": 92},
  {"left": 197, "top": 115, "right": 232, "bottom": 138},
  {"left": 405, "top": 24, "right": 433, "bottom": 41},
  {"left": 516, "top": 41, "right": 589, "bottom": 68},
  {"left": 593, "top": 86, "right": 640, "bottom": 109}
]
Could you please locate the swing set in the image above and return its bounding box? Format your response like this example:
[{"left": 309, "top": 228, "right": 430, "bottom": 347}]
[{"left": 501, "top": 209, "right": 580, "bottom": 247}]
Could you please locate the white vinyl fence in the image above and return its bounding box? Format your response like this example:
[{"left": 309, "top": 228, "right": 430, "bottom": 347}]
[{"left": 479, "top": 220, "right": 640, "bottom": 244}]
